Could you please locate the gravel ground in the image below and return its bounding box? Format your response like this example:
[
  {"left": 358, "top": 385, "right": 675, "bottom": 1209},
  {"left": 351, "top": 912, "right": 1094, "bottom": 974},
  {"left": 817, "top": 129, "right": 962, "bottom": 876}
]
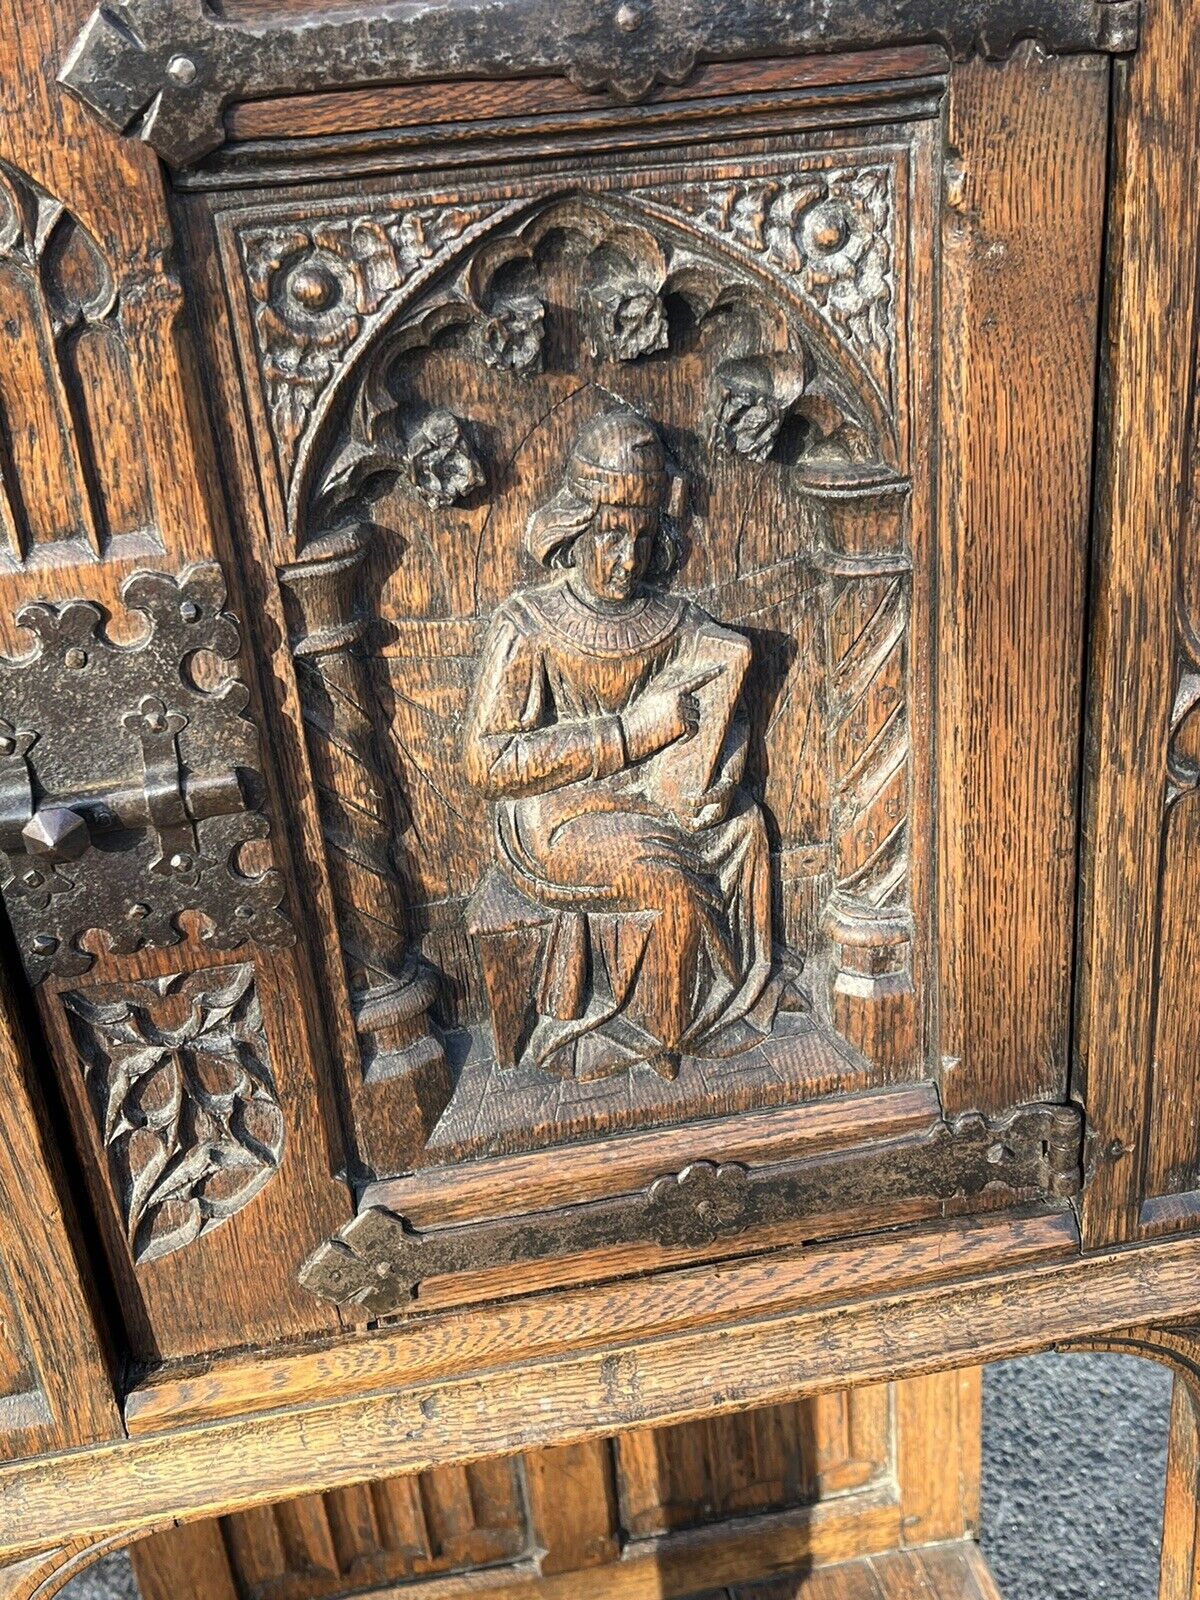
[
  {"left": 981, "top": 1353, "right": 1173, "bottom": 1600},
  {"left": 60, "top": 1353, "right": 1175, "bottom": 1600}
]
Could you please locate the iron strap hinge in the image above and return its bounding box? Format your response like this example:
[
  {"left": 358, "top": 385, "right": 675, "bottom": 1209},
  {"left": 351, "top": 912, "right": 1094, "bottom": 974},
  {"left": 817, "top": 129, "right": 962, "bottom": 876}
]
[
  {"left": 57, "top": 0, "right": 1142, "bottom": 170},
  {"left": 0, "top": 564, "right": 292, "bottom": 983}
]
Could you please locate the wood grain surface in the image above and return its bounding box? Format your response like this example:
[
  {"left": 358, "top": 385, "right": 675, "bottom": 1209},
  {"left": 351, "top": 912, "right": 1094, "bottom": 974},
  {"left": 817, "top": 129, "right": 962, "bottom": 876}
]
[
  {"left": 937, "top": 47, "right": 1107, "bottom": 1117},
  {"left": 1075, "top": 0, "right": 1200, "bottom": 1247}
]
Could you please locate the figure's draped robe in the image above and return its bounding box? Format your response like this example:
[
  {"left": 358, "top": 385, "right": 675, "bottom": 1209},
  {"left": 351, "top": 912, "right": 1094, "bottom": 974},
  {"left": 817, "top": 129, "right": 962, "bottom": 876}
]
[{"left": 465, "top": 577, "right": 792, "bottom": 1079}]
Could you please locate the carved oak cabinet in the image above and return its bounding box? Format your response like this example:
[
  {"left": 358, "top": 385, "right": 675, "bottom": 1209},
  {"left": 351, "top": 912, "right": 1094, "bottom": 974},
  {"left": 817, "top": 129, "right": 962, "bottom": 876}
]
[{"left": 0, "top": 0, "right": 1198, "bottom": 1595}]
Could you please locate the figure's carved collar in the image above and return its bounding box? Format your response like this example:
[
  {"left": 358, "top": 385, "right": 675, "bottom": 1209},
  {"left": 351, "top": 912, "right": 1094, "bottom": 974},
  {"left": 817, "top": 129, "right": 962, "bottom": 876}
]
[{"left": 529, "top": 578, "right": 685, "bottom": 657}]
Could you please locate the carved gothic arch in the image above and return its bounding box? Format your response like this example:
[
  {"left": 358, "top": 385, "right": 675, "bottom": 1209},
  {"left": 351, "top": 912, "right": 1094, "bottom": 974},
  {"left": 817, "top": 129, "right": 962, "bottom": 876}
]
[
  {"left": 284, "top": 183, "right": 900, "bottom": 557},
  {"left": 0, "top": 1531, "right": 172, "bottom": 1600},
  {"left": 265, "top": 165, "right": 917, "bottom": 1167}
]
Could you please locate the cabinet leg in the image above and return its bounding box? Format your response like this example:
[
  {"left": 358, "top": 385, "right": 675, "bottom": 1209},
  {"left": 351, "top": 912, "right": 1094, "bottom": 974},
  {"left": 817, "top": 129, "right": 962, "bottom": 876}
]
[
  {"left": 0, "top": 1540, "right": 144, "bottom": 1600},
  {"left": 1160, "top": 1374, "right": 1200, "bottom": 1600},
  {"left": 128, "top": 1523, "right": 238, "bottom": 1600}
]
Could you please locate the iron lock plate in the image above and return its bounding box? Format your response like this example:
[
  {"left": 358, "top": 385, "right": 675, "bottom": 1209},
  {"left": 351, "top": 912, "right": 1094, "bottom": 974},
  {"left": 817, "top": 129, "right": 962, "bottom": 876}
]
[{"left": 0, "top": 563, "right": 292, "bottom": 983}]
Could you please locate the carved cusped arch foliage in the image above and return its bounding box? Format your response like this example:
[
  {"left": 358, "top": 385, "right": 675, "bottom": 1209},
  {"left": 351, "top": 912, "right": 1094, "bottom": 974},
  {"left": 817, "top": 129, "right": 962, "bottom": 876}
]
[
  {"left": 241, "top": 156, "right": 922, "bottom": 1169},
  {"left": 285, "top": 183, "right": 902, "bottom": 552}
]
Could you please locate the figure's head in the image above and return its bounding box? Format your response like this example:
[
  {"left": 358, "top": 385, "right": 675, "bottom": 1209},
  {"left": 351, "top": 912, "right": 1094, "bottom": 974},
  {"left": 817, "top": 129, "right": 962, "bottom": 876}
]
[{"left": 525, "top": 410, "right": 677, "bottom": 603}]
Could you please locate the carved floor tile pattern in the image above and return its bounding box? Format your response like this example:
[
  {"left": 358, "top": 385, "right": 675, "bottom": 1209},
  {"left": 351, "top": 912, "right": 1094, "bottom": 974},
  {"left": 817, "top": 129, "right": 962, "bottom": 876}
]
[{"left": 63, "top": 965, "right": 284, "bottom": 1264}]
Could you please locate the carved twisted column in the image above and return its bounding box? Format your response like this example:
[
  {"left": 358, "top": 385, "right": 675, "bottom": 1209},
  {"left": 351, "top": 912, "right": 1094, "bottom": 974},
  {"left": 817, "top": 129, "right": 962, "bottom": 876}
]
[
  {"left": 278, "top": 527, "right": 448, "bottom": 1130},
  {"left": 812, "top": 479, "right": 916, "bottom": 1073}
]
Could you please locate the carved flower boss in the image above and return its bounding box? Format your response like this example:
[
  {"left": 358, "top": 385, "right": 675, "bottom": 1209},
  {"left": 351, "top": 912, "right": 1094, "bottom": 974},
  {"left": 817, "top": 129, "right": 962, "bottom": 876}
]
[
  {"left": 478, "top": 294, "right": 546, "bottom": 375},
  {"left": 402, "top": 410, "right": 485, "bottom": 507},
  {"left": 711, "top": 353, "right": 811, "bottom": 463},
  {"left": 589, "top": 276, "right": 669, "bottom": 362},
  {"left": 765, "top": 170, "right": 891, "bottom": 339}
]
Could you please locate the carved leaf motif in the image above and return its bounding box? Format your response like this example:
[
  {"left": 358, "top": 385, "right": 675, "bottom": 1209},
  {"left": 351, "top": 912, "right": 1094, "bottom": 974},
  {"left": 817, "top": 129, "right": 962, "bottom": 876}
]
[
  {"left": 239, "top": 202, "right": 506, "bottom": 488},
  {"left": 317, "top": 390, "right": 483, "bottom": 526},
  {"left": 476, "top": 294, "right": 546, "bottom": 375},
  {"left": 665, "top": 165, "right": 896, "bottom": 411},
  {"left": 709, "top": 353, "right": 812, "bottom": 462},
  {"left": 401, "top": 409, "right": 485, "bottom": 508},
  {"left": 63, "top": 965, "right": 284, "bottom": 1263},
  {"left": 588, "top": 277, "right": 669, "bottom": 362}
]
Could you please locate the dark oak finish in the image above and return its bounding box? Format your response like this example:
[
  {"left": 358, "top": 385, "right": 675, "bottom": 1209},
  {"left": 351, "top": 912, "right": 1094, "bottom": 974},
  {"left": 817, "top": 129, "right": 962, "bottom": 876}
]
[{"left": 127, "top": 1371, "right": 981, "bottom": 1600}]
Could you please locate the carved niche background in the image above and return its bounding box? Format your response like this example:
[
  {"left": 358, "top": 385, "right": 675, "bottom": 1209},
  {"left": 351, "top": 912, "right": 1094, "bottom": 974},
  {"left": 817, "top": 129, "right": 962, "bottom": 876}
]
[{"left": 216, "top": 141, "right": 927, "bottom": 1171}]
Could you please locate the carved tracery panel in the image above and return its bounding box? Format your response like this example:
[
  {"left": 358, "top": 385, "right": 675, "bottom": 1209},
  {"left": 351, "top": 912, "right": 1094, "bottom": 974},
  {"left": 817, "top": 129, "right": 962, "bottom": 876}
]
[
  {"left": 0, "top": 161, "right": 159, "bottom": 566},
  {"left": 213, "top": 132, "right": 931, "bottom": 1178}
]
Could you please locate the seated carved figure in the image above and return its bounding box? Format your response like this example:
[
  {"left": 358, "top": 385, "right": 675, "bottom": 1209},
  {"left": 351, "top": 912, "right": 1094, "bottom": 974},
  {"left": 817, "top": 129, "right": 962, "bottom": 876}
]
[{"left": 464, "top": 409, "right": 802, "bottom": 1082}]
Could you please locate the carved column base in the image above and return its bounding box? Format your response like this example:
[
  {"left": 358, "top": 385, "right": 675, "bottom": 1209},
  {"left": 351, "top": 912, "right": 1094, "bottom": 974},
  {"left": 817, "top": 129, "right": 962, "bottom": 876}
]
[
  {"left": 354, "top": 966, "right": 451, "bottom": 1143},
  {"left": 824, "top": 899, "right": 915, "bottom": 1072}
]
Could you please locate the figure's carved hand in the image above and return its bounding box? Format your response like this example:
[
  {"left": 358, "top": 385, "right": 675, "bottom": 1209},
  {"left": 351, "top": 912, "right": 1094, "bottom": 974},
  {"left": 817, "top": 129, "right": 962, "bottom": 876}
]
[{"left": 623, "top": 668, "right": 718, "bottom": 762}]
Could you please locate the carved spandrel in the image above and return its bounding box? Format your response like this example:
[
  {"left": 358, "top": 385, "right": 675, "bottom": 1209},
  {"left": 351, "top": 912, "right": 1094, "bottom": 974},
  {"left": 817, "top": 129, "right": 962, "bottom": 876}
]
[
  {"left": 658, "top": 166, "right": 899, "bottom": 432},
  {"left": 240, "top": 201, "right": 514, "bottom": 494},
  {"left": 60, "top": 0, "right": 1138, "bottom": 168},
  {"left": 62, "top": 965, "right": 284, "bottom": 1264}
]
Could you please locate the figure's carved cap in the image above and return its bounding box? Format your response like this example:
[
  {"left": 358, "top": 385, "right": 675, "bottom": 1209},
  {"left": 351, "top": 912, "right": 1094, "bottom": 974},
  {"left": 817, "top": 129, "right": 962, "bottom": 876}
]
[
  {"left": 564, "top": 409, "right": 668, "bottom": 508},
  {"left": 527, "top": 408, "right": 669, "bottom": 566}
]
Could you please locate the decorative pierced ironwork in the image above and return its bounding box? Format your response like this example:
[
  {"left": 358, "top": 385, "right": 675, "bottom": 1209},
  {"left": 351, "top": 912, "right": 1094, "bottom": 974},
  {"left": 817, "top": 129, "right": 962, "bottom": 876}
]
[{"left": 0, "top": 563, "right": 291, "bottom": 982}]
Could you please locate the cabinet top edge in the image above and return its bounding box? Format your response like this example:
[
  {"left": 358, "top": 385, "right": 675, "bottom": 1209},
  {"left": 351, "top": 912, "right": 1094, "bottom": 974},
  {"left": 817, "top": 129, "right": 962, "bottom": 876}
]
[{"left": 57, "top": 0, "right": 1140, "bottom": 170}]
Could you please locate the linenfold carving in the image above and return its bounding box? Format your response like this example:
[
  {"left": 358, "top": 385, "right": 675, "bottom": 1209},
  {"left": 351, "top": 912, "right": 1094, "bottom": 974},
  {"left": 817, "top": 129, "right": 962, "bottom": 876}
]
[
  {"left": 60, "top": 0, "right": 1139, "bottom": 169},
  {"left": 63, "top": 965, "right": 283, "bottom": 1264}
]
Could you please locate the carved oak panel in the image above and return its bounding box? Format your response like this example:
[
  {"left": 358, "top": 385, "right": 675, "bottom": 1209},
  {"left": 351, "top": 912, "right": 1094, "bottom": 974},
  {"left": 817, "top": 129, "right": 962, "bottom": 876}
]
[
  {"left": 0, "top": 160, "right": 160, "bottom": 566},
  {"left": 196, "top": 85, "right": 937, "bottom": 1193},
  {"left": 134, "top": 31, "right": 1110, "bottom": 1320}
]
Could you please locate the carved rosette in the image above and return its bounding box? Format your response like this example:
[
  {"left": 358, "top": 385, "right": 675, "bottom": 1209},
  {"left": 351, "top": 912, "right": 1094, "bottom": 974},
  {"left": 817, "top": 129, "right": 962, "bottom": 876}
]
[
  {"left": 239, "top": 202, "right": 512, "bottom": 489},
  {"left": 661, "top": 165, "right": 897, "bottom": 422},
  {"left": 63, "top": 965, "right": 283, "bottom": 1264}
]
